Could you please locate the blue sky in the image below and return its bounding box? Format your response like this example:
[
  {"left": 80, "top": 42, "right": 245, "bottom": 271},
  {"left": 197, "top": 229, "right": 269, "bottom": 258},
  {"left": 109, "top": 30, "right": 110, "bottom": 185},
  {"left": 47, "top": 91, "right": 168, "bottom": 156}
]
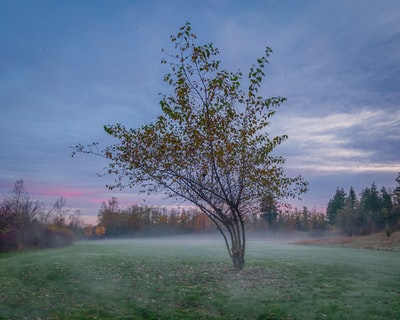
[{"left": 1, "top": 0, "right": 399, "bottom": 222}]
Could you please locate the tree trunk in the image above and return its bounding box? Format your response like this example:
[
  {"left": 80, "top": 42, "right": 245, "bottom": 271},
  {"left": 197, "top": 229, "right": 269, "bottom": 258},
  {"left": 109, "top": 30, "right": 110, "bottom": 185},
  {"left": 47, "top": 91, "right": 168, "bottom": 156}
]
[
  {"left": 203, "top": 208, "right": 246, "bottom": 272},
  {"left": 232, "top": 248, "right": 245, "bottom": 272}
]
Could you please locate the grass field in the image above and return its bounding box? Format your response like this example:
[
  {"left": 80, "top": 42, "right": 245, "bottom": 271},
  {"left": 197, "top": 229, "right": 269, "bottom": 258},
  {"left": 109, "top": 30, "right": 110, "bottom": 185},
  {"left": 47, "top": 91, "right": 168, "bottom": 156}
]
[{"left": 1, "top": 236, "right": 399, "bottom": 319}]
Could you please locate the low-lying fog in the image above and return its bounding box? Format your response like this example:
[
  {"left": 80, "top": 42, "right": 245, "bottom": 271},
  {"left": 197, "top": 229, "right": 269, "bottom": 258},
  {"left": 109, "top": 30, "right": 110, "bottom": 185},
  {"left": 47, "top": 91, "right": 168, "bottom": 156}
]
[{"left": 81, "top": 234, "right": 399, "bottom": 274}]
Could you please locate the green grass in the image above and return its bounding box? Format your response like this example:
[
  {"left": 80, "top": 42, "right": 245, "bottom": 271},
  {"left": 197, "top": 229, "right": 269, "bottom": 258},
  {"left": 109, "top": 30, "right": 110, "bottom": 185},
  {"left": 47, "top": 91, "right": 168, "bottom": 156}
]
[{"left": 1, "top": 237, "right": 399, "bottom": 319}]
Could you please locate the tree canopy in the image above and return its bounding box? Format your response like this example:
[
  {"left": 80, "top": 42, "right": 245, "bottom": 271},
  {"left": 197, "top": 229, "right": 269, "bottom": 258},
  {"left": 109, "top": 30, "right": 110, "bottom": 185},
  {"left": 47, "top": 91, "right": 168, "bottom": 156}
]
[{"left": 73, "top": 22, "right": 307, "bottom": 270}]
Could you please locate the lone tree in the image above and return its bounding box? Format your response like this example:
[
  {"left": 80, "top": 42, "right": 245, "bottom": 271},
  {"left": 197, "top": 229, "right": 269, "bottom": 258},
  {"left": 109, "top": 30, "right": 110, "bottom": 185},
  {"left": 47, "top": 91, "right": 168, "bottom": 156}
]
[{"left": 73, "top": 22, "right": 307, "bottom": 271}]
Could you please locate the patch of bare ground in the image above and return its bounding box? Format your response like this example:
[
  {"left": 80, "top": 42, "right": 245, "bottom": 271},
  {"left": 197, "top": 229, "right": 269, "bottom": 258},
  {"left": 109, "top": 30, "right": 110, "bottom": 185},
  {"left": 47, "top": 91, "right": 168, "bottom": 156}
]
[{"left": 295, "top": 230, "right": 400, "bottom": 251}]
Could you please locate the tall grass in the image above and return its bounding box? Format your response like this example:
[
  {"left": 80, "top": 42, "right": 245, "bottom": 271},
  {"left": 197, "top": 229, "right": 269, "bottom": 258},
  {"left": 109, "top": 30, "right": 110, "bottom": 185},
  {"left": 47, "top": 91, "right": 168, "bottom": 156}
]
[{"left": 1, "top": 237, "right": 399, "bottom": 319}]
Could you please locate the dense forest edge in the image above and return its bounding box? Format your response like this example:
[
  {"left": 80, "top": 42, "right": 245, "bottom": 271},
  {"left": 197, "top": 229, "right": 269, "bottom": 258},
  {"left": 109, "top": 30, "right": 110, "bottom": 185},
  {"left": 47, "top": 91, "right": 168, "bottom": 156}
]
[{"left": 1, "top": 174, "right": 400, "bottom": 253}]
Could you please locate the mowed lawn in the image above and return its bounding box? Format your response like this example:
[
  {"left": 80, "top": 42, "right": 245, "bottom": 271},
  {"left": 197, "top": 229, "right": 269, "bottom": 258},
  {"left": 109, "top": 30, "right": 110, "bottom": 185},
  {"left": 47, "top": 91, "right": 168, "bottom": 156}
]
[{"left": 0, "top": 236, "right": 399, "bottom": 320}]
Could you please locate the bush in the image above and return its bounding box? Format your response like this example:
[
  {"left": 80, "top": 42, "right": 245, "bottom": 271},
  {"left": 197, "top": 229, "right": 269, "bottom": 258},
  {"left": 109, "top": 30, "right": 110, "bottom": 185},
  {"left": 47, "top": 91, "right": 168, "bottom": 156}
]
[
  {"left": 0, "top": 224, "right": 75, "bottom": 253},
  {"left": 42, "top": 225, "right": 74, "bottom": 248},
  {"left": 0, "top": 229, "right": 18, "bottom": 252}
]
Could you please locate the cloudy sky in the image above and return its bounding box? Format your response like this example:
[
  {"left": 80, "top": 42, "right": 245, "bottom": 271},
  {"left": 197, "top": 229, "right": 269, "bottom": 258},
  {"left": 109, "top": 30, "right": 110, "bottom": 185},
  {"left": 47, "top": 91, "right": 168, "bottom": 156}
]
[{"left": 1, "top": 0, "right": 399, "bottom": 222}]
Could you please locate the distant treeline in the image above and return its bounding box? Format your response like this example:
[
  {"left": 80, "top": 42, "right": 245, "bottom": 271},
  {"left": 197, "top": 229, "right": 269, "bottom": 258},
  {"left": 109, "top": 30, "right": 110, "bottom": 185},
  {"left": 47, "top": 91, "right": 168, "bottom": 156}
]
[
  {"left": 93, "top": 197, "right": 215, "bottom": 237},
  {"left": 326, "top": 175, "right": 400, "bottom": 236},
  {"left": 92, "top": 197, "right": 330, "bottom": 238}
]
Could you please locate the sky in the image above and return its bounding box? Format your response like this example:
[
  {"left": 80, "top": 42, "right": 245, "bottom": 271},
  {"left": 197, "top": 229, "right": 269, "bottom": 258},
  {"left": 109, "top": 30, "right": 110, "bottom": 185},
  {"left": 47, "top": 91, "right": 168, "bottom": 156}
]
[{"left": 1, "top": 0, "right": 399, "bottom": 223}]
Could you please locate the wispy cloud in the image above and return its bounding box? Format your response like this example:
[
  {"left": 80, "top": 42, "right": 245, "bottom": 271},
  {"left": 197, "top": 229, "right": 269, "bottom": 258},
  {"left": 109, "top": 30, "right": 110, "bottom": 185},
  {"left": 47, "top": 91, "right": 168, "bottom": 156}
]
[{"left": 274, "top": 109, "right": 400, "bottom": 175}]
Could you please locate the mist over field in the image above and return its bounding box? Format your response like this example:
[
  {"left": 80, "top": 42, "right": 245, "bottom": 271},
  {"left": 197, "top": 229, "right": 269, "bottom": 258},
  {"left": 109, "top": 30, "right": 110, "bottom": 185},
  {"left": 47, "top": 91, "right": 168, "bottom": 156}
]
[{"left": 77, "top": 235, "right": 400, "bottom": 277}]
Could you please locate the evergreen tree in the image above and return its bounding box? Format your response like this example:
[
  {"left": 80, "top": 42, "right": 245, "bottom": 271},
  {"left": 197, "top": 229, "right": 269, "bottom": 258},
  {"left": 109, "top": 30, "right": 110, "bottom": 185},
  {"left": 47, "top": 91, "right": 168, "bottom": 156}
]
[
  {"left": 360, "top": 183, "right": 383, "bottom": 231},
  {"left": 336, "top": 187, "right": 359, "bottom": 236},
  {"left": 260, "top": 193, "right": 278, "bottom": 227},
  {"left": 326, "top": 188, "right": 346, "bottom": 224},
  {"left": 380, "top": 187, "right": 393, "bottom": 213},
  {"left": 348, "top": 187, "right": 357, "bottom": 211}
]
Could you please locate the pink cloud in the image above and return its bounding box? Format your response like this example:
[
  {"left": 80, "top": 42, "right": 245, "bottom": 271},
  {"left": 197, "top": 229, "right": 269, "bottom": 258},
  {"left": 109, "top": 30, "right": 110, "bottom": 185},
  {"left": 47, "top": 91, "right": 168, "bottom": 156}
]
[
  {"left": 41, "top": 188, "right": 89, "bottom": 198},
  {"left": 88, "top": 197, "right": 110, "bottom": 204}
]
